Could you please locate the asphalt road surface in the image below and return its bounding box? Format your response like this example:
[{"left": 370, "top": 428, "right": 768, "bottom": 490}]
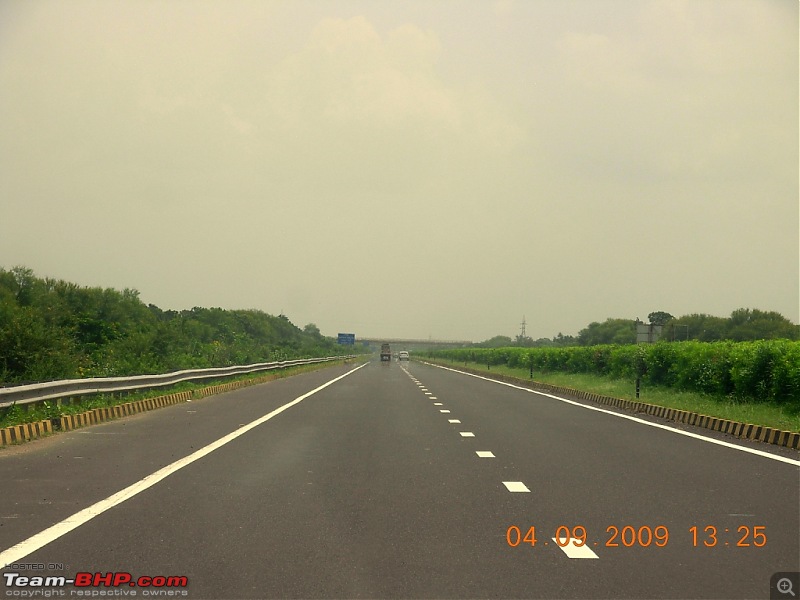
[{"left": 1, "top": 359, "right": 798, "bottom": 599}]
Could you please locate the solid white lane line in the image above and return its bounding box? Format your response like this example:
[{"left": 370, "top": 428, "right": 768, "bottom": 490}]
[
  {"left": 460, "top": 431, "right": 474, "bottom": 437},
  {"left": 0, "top": 362, "right": 370, "bottom": 566},
  {"left": 503, "top": 481, "right": 530, "bottom": 492},
  {"left": 448, "top": 419, "right": 461, "bottom": 423},
  {"left": 476, "top": 451, "right": 495, "bottom": 458},
  {"left": 554, "top": 538, "right": 599, "bottom": 559},
  {"left": 427, "top": 363, "right": 800, "bottom": 466}
]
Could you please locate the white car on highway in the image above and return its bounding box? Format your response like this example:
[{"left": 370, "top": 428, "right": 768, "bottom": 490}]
[{"left": 398, "top": 351, "right": 409, "bottom": 361}]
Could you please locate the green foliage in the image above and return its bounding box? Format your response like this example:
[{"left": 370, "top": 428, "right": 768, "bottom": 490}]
[
  {"left": 0, "top": 266, "right": 362, "bottom": 383},
  {"left": 475, "top": 335, "right": 514, "bottom": 348},
  {"left": 426, "top": 339, "right": 800, "bottom": 406},
  {"left": 726, "top": 308, "right": 799, "bottom": 341},
  {"left": 647, "top": 311, "right": 674, "bottom": 326},
  {"left": 303, "top": 323, "right": 322, "bottom": 339},
  {"left": 578, "top": 318, "right": 636, "bottom": 346},
  {"left": 663, "top": 310, "right": 799, "bottom": 342},
  {"left": 479, "top": 308, "right": 796, "bottom": 349}
]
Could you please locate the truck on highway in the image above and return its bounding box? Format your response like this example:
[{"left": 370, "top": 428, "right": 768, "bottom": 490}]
[{"left": 380, "top": 343, "right": 391, "bottom": 361}]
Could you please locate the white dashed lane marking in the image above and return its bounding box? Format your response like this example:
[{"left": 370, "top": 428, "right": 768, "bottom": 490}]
[
  {"left": 554, "top": 538, "right": 599, "bottom": 559},
  {"left": 402, "top": 365, "right": 600, "bottom": 560},
  {"left": 502, "top": 481, "right": 530, "bottom": 492}
]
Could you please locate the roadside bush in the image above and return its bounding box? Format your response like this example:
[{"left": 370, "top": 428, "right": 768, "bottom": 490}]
[
  {"left": 729, "top": 340, "right": 789, "bottom": 401},
  {"left": 769, "top": 342, "right": 800, "bottom": 405},
  {"left": 565, "top": 347, "right": 594, "bottom": 374},
  {"left": 645, "top": 343, "right": 679, "bottom": 387},
  {"left": 608, "top": 346, "right": 636, "bottom": 378},
  {"left": 667, "top": 342, "right": 732, "bottom": 396},
  {"left": 429, "top": 340, "right": 800, "bottom": 405}
]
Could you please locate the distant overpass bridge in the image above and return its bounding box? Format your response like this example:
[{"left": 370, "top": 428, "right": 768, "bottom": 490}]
[{"left": 356, "top": 337, "right": 472, "bottom": 350}]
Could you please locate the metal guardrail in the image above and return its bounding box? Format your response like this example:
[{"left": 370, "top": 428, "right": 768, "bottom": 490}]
[{"left": 0, "top": 356, "right": 357, "bottom": 410}]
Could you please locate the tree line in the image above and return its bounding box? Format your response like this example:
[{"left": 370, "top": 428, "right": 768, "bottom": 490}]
[
  {"left": 0, "top": 266, "right": 357, "bottom": 384},
  {"left": 476, "top": 309, "right": 799, "bottom": 348}
]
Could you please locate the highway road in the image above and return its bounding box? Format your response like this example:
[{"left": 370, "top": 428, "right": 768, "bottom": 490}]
[{"left": 1, "top": 359, "right": 798, "bottom": 599}]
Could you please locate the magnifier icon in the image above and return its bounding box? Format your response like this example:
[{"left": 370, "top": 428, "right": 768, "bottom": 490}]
[{"left": 778, "top": 578, "right": 796, "bottom": 597}]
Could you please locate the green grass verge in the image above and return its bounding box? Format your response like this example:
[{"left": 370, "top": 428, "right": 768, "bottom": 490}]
[
  {"left": 0, "top": 359, "right": 355, "bottom": 430},
  {"left": 426, "top": 358, "right": 800, "bottom": 433}
]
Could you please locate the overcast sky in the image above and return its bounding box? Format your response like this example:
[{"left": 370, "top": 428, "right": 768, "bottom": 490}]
[{"left": 1, "top": 0, "right": 797, "bottom": 342}]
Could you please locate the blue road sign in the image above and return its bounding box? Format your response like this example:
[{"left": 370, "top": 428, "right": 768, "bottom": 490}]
[{"left": 337, "top": 333, "right": 356, "bottom": 345}]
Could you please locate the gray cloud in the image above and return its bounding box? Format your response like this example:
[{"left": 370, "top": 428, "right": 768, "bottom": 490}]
[{"left": 1, "top": 0, "right": 796, "bottom": 342}]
